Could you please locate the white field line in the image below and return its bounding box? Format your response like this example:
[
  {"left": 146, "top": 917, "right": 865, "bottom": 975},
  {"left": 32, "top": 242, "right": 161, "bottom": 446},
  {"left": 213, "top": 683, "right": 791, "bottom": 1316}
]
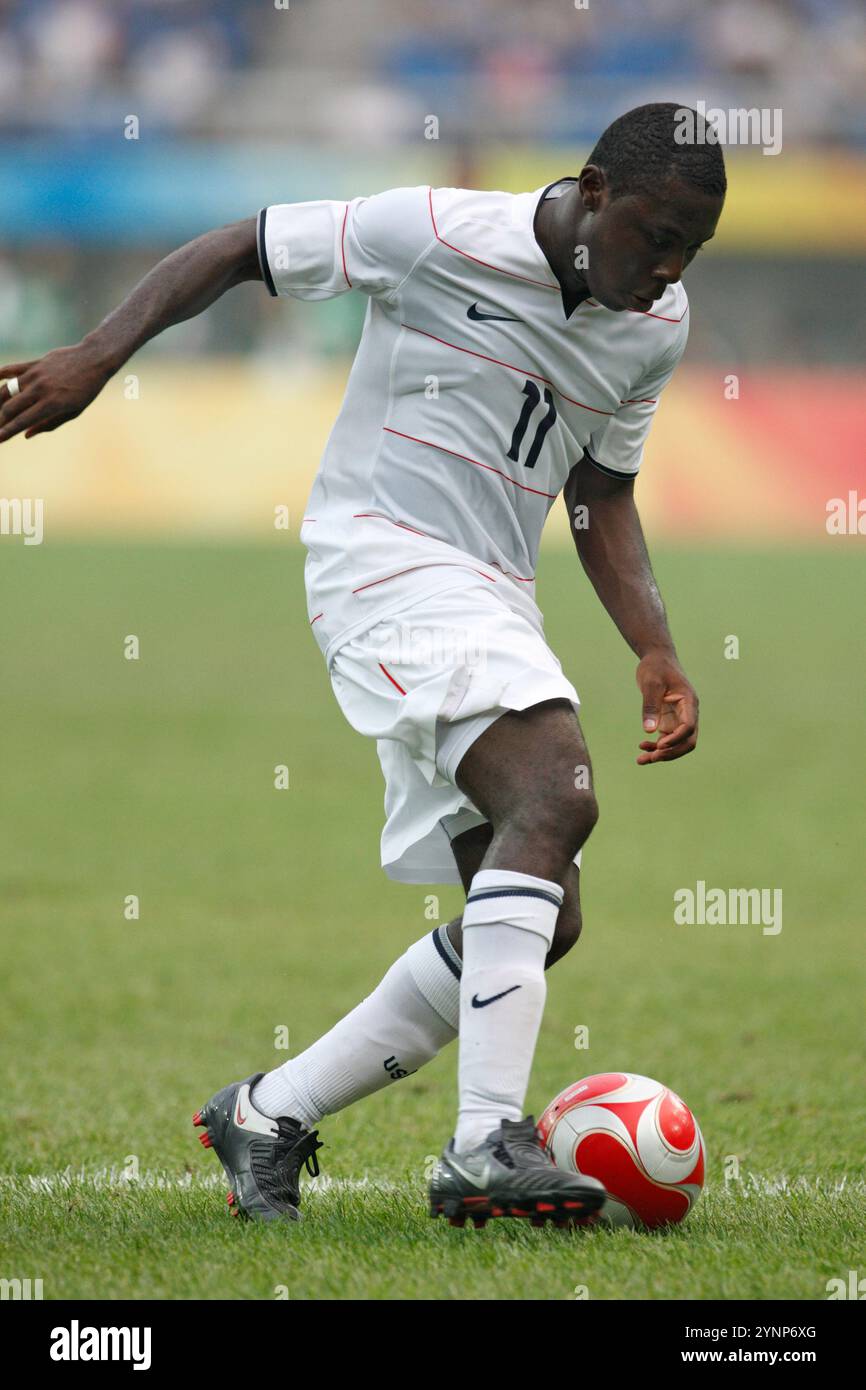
[
  {"left": 0, "top": 1166, "right": 403, "bottom": 1197},
  {"left": 0, "top": 1168, "right": 864, "bottom": 1200}
]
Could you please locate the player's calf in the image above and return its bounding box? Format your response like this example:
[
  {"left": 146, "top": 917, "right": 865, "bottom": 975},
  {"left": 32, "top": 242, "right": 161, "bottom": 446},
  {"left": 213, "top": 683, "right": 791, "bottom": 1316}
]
[
  {"left": 546, "top": 882, "right": 583, "bottom": 965},
  {"left": 446, "top": 863, "right": 584, "bottom": 967},
  {"left": 451, "top": 814, "right": 588, "bottom": 966}
]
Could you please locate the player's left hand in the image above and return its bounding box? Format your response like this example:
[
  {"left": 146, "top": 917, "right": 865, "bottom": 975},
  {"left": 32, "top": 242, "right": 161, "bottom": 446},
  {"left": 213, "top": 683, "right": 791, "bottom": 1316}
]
[{"left": 635, "top": 650, "right": 699, "bottom": 764}]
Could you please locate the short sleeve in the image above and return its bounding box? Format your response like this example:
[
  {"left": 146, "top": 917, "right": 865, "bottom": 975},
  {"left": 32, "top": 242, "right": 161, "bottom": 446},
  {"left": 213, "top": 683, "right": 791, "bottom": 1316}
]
[
  {"left": 257, "top": 186, "right": 436, "bottom": 302},
  {"left": 587, "top": 312, "right": 689, "bottom": 478}
]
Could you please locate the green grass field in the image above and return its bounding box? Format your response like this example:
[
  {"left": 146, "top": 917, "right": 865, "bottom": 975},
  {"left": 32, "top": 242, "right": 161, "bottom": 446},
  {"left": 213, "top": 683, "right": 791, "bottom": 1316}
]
[{"left": 1, "top": 540, "right": 863, "bottom": 1300}]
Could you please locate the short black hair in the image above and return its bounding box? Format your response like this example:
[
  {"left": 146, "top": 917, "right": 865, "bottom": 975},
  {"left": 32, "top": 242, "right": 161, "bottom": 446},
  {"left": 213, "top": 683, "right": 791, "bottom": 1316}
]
[{"left": 587, "top": 102, "right": 727, "bottom": 200}]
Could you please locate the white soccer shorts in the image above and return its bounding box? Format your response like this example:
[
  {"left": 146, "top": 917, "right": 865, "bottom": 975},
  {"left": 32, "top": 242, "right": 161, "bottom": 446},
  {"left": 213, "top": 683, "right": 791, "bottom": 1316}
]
[{"left": 328, "top": 579, "right": 582, "bottom": 884}]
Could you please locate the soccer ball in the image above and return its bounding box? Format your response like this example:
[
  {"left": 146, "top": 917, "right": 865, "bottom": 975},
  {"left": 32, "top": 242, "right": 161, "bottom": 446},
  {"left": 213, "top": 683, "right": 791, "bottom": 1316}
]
[{"left": 537, "top": 1072, "right": 705, "bottom": 1229}]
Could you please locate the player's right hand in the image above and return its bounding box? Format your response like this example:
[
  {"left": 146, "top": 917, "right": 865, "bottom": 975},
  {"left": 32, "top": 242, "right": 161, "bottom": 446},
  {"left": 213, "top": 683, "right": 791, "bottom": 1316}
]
[{"left": 0, "top": 342, "right": 112, "bottom": 444}]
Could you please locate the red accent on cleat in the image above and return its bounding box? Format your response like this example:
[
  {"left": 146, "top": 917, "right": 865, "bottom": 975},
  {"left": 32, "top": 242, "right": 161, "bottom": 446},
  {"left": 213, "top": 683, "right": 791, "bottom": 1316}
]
[
  {"left": 563, "top": 1200, "right": 584, "bottom": 1210},
  {"left": 509, "top": 1207, "right": 532, "bottom": 1217},
  {"left": 462, "top": 1196, "right": 488, "bottom": 1206},
  {"left": 192, "top": 1111, "right": 204, "bottom": 1127},
  {"left": 537, "top": 1202, "right": 556, "bottom": 1212},
  {"left": 491, "top": 1206, "right": 505, "bottom": 1217},
  {"left": 199, "top": 1133, "right": 213, "bottom": 1148},
  {"left": 227, "top": 1192, "right": 235, "bottom": 1206}
]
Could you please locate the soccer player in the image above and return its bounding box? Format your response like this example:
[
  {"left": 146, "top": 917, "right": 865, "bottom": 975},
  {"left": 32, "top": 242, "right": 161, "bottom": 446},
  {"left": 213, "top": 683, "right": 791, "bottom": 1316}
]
[{"left": 0, "top": 104, "right": 724, "bottom": 1228}]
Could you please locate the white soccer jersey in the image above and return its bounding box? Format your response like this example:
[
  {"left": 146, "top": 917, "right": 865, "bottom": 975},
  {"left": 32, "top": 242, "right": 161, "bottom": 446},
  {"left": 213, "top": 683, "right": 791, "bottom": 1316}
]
[{"left": 257, "top": 183, "right": 689, "bottom": 665}]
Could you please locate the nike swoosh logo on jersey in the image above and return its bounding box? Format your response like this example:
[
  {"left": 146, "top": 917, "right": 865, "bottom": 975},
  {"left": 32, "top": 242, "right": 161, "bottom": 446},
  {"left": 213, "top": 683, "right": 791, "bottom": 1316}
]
[
  {"left": 471, "top": 985, "right": 522, "bottom": 1008},
  {"left": 467, "top": 302, "right": 521, "bottom": 323}
]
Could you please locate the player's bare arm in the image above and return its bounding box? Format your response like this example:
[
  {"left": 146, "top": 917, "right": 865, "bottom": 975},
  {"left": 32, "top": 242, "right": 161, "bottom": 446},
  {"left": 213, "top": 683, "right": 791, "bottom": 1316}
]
[
  {"left": 564, "top": 456, "right": 699, "bottom": 765},
  {"left": 0, "top": 217, "right": 261, "bottom": 445}
]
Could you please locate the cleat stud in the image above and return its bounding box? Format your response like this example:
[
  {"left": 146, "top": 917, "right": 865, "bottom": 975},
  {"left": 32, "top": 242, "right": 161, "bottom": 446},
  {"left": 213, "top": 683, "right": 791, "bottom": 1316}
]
[
  {"left": 563, "top": 1200, "right": 584, "bottom": 1210},
  {"left": 531, "top": 1215, "right": 546, "bottom": 1228},
  {"left": 192, "top": 1110, "right": 204, "bottom": 1127},
  {"left": 199, "top": 1132, "right": 213, "bottom": 1148},
  {"left": 448, "top": 1215, "right": 467, "bottom": 1228},
  {"left": 491, "top": 1206, "right": 505, "bottom": 1217},
  {"left": 536, "top": 1202, "right": 556, "bottom": 1212},
  {"left": 471, "top": 1216, "right": 488, "bottom": 1229},
  {"left": 509, "top": 1207, "right": 531, "bottom": 1217}
]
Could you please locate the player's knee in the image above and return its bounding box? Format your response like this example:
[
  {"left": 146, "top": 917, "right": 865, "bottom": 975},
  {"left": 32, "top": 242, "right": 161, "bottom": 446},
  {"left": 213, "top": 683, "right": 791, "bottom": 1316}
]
[{"left": 511, "top": 787, "right": 598, "bottom": 864}]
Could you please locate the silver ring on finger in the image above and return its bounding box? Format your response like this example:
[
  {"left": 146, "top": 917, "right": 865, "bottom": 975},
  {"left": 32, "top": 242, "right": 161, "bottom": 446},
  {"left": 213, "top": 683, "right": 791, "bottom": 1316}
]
[{"left": 6, "top": 376, "right": 19, "bottom": 397}]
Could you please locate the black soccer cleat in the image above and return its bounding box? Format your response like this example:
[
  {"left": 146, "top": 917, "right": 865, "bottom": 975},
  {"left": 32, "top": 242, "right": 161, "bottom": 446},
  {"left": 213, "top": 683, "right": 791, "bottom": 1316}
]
[
  {"left": 429, "top": 1116, "right": 606, "bottom": 1229},
  {"left": 193, "top": 1072, "right": 323, "bottom": 1223}
]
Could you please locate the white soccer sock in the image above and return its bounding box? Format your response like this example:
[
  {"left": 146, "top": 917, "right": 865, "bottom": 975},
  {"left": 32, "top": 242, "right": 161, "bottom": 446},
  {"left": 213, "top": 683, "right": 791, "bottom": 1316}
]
[
  {"left": 454, "top": 869, "right": 562, "bottom": 1154},
  {"left": 251, "top": 925, "right": 461, "bottom": 1127}
]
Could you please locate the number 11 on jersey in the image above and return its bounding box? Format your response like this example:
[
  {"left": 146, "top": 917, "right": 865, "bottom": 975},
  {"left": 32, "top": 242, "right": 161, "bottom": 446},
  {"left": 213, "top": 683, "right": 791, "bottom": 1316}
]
[{"left": 506, "top": 379, "right": 557, "bottom": 469}]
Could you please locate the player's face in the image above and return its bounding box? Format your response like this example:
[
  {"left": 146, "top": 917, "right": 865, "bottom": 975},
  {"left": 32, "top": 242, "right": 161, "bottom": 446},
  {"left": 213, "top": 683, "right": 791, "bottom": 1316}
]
[{"left": 583, "top": 176, "right": 722, "bottom": 312}]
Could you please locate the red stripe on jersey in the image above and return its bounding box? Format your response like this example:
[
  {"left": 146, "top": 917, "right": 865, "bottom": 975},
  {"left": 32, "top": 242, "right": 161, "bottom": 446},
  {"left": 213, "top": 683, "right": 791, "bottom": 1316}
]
[
  {"left": 379, "top": 662, "right": 407, "bottom": 695},
  {"left": 427, "top": 187, "right": 560, "bottom": 292},
  {"left": 340, "top": 203, "right": 352, "bottom": 288},
  {"left": 580, "top": 298, "right": 688, "bottom": 325},
  {"left": 353, "top": 512, "right": 431, "bottom": 537},
  {"left": 354, "top": 513, "right": 535, "bottom": 584},
  {"left": 352, "top": 561, "right": 497, "bottom": 595},
  {"left": 627, "top": 304, "right": 688, "bottom": 323},
  {"left": 310, "top": 612, "right": 324, "bottom": 625},
  {"left": 382, "top": 427, "right": 558, "bottom": 500},
  {"left": 488, "top": 560, "right": 535, "bottom": 583},
  {"left": 400, "top": 323, "right": 614, "bottom": 417}
]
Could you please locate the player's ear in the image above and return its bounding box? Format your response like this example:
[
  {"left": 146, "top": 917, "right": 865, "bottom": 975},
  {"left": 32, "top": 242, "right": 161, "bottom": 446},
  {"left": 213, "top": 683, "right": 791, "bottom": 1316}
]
[{"left": 578, "top": 164, "right": 606, "bottom": 211}]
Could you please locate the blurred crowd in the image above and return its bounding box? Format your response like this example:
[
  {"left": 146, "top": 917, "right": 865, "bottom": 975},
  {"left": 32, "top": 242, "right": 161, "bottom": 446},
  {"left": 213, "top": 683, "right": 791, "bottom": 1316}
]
[
  {"left": 0, "top": 0, "right": 254, "bottom": 131},
  {"left": 0, "top": 0, "right": 863, "bottom": 366},
  {"left": 383, "top": 0, "right": 866, "bottom": 146},
  {"left": 0, "top": 0, "right": 863, "bottom": 143}
]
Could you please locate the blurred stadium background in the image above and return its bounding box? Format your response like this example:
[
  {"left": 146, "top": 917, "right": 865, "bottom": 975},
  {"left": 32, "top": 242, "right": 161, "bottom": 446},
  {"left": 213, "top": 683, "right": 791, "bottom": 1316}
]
[
  {"left": 0, "top": 0, "right": 863, "bottom": 540},
  {"left": 2, "top": 2, "right": 865, "bottom": 1302}
]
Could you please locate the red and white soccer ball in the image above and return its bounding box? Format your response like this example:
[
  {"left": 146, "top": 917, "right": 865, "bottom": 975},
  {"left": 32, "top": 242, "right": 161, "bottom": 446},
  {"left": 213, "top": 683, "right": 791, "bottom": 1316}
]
[{"left": 538, "top": 1072, "right": 705, "bottom": 1229}]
